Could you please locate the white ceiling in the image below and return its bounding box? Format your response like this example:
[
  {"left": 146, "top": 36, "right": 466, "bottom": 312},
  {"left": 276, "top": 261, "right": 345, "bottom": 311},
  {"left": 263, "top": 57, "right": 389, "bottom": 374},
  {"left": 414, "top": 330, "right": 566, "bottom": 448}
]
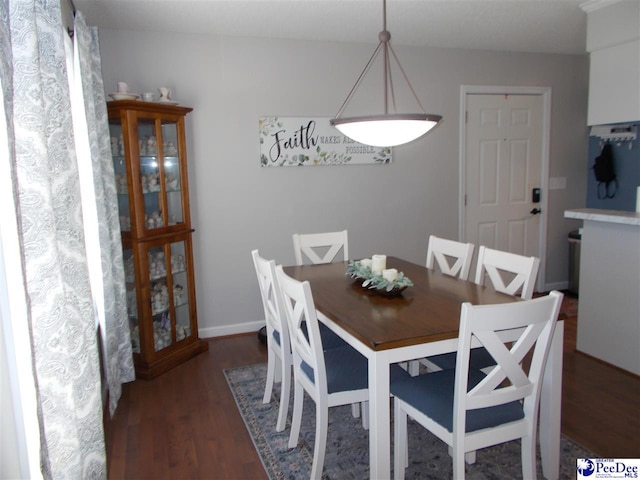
[{"left": 72, "top": 0, "right": 589, "bottom": 55}]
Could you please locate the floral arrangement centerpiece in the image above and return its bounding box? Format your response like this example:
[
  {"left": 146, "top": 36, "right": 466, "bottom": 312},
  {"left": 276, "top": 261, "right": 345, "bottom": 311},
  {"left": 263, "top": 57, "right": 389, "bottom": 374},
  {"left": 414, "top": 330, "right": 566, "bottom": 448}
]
[{"left": 346, "top": 255, "right": 413, "bottom": 296}]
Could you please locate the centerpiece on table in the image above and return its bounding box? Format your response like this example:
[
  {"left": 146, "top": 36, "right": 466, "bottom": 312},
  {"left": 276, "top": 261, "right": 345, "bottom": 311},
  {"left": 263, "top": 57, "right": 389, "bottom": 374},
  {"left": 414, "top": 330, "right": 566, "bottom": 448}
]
[{"left": 346, "top": 254, "right": 413, "bottom": 297}]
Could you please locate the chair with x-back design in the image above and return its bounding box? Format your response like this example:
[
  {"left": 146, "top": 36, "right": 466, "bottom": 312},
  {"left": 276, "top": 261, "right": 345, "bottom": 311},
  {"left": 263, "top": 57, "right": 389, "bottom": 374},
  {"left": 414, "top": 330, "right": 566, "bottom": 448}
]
[
  {"left": 251, "top": 249, "right": 291, "bottom": 432},
  {"left": 392, "top": 291, "right": 563, "bottom": 480},
  {"left": 425, "top": 235, "right": 475, "bottom": 280},
  {"left": 424, "top": 246, "right": 541, "bottom": 373},
  {"left": 292, "top": 230, "right": 349, "bottom": 266}
]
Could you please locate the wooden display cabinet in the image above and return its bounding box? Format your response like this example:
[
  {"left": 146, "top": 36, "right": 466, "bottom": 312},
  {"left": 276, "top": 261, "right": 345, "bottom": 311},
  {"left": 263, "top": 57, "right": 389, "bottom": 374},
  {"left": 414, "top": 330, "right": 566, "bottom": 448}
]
[{"left": 108, "top": 100, "right": 207, "bottom": 379}]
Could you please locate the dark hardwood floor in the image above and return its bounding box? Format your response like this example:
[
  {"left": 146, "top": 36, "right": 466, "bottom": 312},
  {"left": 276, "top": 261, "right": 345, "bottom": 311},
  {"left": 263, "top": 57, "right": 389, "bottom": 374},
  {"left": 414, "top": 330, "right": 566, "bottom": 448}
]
[{"left": 105, "top": 312, "right": 640, "bottom": 479}]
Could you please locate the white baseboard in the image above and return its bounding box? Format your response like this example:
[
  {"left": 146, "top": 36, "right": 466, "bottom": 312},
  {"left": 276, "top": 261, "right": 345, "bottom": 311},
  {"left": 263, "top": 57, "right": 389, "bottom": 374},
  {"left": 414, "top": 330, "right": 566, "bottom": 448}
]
[
  {"left": 543, "top": 280, "right": 569, "bottom": 292},
  {"left": 199, "top": 319, "right": 265, "bottom": 339}
]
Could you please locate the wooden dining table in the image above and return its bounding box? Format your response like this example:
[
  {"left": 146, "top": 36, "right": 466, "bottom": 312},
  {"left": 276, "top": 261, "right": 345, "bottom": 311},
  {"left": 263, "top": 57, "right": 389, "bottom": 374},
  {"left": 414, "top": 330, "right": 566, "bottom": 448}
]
[{"left": 283, "top": 256, "right": 564, "bottom": 480}]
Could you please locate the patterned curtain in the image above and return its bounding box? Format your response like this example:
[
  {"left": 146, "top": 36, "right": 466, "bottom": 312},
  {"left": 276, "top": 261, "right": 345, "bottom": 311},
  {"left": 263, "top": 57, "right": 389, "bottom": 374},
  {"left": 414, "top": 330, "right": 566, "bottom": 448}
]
[{"left": 0, "top": 1, "right": 134, "bottom": 477}]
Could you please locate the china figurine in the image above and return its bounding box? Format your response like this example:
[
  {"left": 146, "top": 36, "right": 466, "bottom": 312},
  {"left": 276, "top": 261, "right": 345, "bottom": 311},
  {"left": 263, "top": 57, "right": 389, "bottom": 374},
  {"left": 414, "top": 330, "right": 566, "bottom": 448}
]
[
  {"left": 111, "top": 137, "right": 119, "bottom": 155},
  {"left": 164, "top": 141, "right": 178, "bottom": 156},
  {"left": 158, "top": 87, "right": 172, "bottom": 102},
  {"left": 174, "top": 284, "right": 184, "bottom": 305},
  {"left": 153, "top": 291, "right": 164, "bottom": 313},
  {"left": 155, "top": 252, "right": 166, "bottom": 276},
  {"left": 166, "top": 173, "right": 179, "bottom": 191},
  {"left": 147, "top": 172, "right": 160, "bottom": 192},
  {"left": 150, "top": 211, "right": 162, "bottom": 228},
  {"left": 176, "top": 325, "right": 186, "bottom": 341},
  {"left": 172, "top": 254, "right": 185, "bottom": 272},
  {"left": 146, "top": 136, "right": 157, "bottom": 155}
]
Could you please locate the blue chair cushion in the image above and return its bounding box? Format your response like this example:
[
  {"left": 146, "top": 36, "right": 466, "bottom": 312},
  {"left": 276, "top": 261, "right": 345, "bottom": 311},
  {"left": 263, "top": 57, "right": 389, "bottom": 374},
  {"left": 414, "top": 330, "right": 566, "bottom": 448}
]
[
  {"left": 391, "top": 368, "right": 524, "bottom": 433},
  {"left": 301, "top": 321, "right": 348, "bottom": 350},
  {"left": 273, "top": 322, "right": 347, "bottom": 351},
  {"left": 301, "top": 345, "right": 411, "bottom": 394},
  {"left": 427, "top": 347, "right": 495, "bottom": 371}
]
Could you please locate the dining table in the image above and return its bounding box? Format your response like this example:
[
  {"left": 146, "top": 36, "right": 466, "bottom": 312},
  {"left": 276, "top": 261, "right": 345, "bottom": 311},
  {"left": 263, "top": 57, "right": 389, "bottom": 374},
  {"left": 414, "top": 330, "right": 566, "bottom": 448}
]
[{"left": 283, "top": 256, "right": 564, "bottom": 480}]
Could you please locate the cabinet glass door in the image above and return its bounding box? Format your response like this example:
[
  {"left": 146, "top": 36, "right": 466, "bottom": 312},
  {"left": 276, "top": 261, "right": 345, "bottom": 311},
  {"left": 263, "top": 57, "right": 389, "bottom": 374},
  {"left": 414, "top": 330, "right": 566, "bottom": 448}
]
[
  {"left": 148, "top": 244, "right": 172, "bottom": 351},
  {"left": 123, "top": 248, "right": 140, "bottom": 353},
  {"left": 109, "top": 120, "right": 131, "bottom": 232},
  {"left": 138, "top": 119, "right": 164, "bottom": 231},
  {"left": 162, "top": 120, "right": 184, "bottom": 227},
  {"left": 170, "top": 240, "right": 192, "bottom": 342}
]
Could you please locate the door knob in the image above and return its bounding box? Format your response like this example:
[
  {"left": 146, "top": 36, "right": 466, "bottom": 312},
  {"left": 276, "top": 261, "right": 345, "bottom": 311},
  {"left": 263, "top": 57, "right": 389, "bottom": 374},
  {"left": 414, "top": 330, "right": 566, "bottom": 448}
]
[{"left": 530, "top": 208, "right": 541, "bottom": 215}]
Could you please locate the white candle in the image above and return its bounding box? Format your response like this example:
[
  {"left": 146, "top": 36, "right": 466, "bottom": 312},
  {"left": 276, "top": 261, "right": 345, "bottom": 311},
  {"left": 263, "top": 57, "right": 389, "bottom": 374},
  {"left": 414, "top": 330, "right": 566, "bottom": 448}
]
[
  {"left": 371, "top": 255, "right": 386, "bottom": 274},
  {"left": 359, "top": 258, "right": 372, "bottom": 269},
  {"left": 382, "top": 268, "right": 398, "bottom": 282}
]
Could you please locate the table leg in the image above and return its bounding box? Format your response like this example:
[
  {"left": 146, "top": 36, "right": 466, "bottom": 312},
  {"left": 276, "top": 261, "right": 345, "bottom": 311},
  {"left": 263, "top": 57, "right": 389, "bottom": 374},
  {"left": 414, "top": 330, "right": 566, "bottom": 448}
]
[
  {"left": 369, "top": 352, "right": 391, "bottom": 479},
  {"left": 540, "top": 320, "right": 564, "bottom": 480}
]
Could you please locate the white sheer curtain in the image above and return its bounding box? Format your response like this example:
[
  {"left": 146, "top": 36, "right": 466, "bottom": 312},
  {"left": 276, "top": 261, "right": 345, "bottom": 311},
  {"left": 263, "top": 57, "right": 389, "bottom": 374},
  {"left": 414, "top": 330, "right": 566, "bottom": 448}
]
[
  {"left": 72, "top": 9, "right": 135, "bottom": 417},
  {"left": 0, "top": 1, "right": 134, "bottom": 478}
]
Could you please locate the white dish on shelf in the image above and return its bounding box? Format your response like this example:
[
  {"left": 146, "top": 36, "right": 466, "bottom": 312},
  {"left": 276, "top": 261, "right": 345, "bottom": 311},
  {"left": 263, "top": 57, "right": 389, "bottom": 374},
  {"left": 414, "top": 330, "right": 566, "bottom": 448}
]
[
  {"left": 109, "top": 93, "right": 139, "bottom": 101},
  {"left": 158, "top": 99, "right": 179, "bottom": 105}
]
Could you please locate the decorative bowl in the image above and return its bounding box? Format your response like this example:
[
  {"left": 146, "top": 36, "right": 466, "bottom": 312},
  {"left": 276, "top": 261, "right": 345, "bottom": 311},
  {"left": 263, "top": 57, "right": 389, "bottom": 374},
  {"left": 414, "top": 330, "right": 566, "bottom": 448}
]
[
  {"left": 109, "top": 93, "right": 139, "bottom": 101},
  {"left": 371, "top": 285, "right": 408, "bottom": 297},
  {"left": 346, "top": 260, "right": 413, "bottom": 297}
]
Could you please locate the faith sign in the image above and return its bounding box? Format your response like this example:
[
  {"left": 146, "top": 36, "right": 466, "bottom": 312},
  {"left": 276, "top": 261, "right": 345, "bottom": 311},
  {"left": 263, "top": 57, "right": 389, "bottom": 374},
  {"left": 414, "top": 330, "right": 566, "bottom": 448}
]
[{"left": 259, "top": 116, "right": 391, "bottom": 167}]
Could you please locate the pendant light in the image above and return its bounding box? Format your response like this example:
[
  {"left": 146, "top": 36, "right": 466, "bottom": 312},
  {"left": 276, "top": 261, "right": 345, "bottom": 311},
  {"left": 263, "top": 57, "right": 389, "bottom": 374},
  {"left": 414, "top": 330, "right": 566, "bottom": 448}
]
[{"left": 330, "top": 0, "right": 442, "bottom": 147}]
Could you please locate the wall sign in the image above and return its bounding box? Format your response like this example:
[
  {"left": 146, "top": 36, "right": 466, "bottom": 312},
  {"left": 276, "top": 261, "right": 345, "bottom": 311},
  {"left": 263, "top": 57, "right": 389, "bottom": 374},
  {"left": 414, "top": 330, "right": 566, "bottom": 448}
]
[{"left": 259, "top": 116, "right": 391, "bottom": 167}]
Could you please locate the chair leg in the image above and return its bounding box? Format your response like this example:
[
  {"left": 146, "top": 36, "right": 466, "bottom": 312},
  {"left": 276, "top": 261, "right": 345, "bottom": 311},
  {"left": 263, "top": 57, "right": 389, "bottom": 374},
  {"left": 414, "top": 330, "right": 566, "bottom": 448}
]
[
  {"left": 393, "top": 397, "right": 408, "bottom": 480},
  {"left": 361, "top": 401, "right": 369, "bottom": 430},
  {"left": 273, "top": 355, "right": 282, "bottom": 383},
  {"left": 351, "top": 402, "right": 360, "bottom": 418},
  {"left": 263, "top": 347, "right": 276, "bottom": 404},
  {"left": 275, "top": 360, "right": 291, "bottom": 432},
  {"left": 288, "top": 382, "right": 304, "bottom": 448},
  {"left": 448, "top": 445, "right": 476, "bottom": 464},
  {"left": 310, "top": 399, "right": 329, "bottom": 480},
  {"left": 452, "top": 442, "right": 466, "bottom": 480},
  {"left": 521, "top": 434, "right": 537, "bottom": 480}
]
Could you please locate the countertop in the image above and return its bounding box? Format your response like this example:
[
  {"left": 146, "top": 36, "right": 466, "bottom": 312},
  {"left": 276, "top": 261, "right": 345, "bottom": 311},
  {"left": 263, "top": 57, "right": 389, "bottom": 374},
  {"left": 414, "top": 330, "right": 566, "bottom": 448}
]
[{"left": 564, "top": 208, "right": 640, "bottom": 226}]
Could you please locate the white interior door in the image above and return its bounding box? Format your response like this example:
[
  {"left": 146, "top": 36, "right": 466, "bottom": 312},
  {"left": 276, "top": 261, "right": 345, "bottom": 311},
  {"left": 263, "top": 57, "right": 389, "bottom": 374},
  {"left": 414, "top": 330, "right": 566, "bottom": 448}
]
[{"left": 462, "top": 90, "right": 549, "bottom": 287}]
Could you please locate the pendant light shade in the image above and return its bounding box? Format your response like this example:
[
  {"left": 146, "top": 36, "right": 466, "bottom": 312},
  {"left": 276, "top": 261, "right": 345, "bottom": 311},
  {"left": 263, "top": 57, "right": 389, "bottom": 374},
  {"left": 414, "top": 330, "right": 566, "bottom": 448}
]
[
  {"left": 331, "top": 114, "right": 441, "bottom": 147},
  {"left": 330, "top": 0, "right": 442, "bottom": 147}
]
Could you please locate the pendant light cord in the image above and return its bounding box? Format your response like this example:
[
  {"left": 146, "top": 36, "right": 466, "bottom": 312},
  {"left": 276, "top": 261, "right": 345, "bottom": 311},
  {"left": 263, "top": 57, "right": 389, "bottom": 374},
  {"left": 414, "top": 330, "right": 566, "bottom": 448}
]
[
  {"left": 333, "top": 0, "right": 426, "bottom": 119},
  {"left": 333, "top": 43, "right": 384, "bottom": 119},
  {"left": 382, "top": 0, "right": 389, "bottom": 115}
]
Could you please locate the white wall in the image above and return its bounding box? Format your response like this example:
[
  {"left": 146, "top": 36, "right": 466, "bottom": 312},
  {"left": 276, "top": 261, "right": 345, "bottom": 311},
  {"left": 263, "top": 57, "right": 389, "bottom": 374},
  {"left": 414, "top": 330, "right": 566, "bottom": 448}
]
[{"left": 98, "top": 30, "right": 588, "bottom": 336}]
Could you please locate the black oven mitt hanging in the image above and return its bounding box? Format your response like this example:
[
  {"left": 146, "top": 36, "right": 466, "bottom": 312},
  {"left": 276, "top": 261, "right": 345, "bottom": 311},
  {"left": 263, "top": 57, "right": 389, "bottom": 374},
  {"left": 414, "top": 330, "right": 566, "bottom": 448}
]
[{"left": 593, "top": 143, "right": 617, "bottom": 199}]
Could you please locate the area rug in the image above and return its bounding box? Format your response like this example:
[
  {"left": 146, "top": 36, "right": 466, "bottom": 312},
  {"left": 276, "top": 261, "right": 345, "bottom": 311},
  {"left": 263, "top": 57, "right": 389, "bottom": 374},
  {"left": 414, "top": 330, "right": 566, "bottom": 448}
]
[{"left": 224, "top": 363, "right": 594, "bottom": 480}]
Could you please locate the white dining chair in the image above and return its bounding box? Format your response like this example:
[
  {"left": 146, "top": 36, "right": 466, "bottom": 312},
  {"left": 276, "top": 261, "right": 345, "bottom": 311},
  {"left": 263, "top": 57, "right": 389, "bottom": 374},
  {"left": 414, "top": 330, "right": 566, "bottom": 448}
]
[
  {"left": 276, "top": 265, "right": 410, "bottom": 480},
  {"left": 392, "top": 291, "right": 563, "bottom": 480},
  {"left": 293, "top": 229, "right": 364, "bottom": 418},
  {"left": 292, "top": 230, "right": 349, "bottom": 265},
  {"left": 415, "top": 235, "right": 476, "bottom": 374},
  {"left": 474, "top": 246, "right": 541, "bottom": 300},
  {"left": 251, "top": 250, "right": 291, "bottom": 432},
  {"left": 292, "top": 230, "right": 349, "bottom": 353},
  {"left": 425, "top": 235, "right": 475, "bottom": 281},
  {"left": 424, "top": 246, "right": 541, "bottom": 373}
]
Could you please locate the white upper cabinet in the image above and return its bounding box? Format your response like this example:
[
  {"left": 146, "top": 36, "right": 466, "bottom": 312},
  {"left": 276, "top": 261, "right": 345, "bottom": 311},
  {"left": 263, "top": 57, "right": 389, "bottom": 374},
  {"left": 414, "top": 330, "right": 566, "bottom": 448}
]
[{"left": 581, "top": 0, "right": 640, "bottom": 126}]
